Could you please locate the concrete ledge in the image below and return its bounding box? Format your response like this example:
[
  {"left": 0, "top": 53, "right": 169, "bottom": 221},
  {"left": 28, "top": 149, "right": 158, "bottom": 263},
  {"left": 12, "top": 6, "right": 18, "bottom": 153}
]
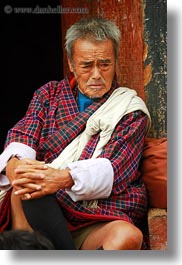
[{"left": 148, "top": 208, "right": 167, "bottom": 250}]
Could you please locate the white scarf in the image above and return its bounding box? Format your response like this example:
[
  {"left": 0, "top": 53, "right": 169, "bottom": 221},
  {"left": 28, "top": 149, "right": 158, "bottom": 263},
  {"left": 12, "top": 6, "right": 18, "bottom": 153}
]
[{"left": 48, "top": 87, "right": 151, "bottom": 169}]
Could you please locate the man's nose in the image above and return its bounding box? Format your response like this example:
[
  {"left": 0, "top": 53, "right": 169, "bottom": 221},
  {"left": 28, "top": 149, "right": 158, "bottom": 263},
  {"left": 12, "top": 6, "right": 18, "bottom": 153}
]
[{"left": 91, "top": 66, "right": 101, "bottom": 79}]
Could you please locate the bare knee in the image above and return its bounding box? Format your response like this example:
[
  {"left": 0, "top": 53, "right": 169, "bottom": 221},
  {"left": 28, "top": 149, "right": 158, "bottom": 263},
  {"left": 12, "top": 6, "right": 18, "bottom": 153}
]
[
  {"left": 119, "top": 224, "right": 143, "bottom": 250},
  {"left": 103, "top": 221, "right": 143, "bottom": 250}
]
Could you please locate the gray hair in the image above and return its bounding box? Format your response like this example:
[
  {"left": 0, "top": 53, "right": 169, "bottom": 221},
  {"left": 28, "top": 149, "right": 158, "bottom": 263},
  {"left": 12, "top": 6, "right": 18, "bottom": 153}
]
[{"left": 65, "top": 17, "right": 121, "bottom": 60}]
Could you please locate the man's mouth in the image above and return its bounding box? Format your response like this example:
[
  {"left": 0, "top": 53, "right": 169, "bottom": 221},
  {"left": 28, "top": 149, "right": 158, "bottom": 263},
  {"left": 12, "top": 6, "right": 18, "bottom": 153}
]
[{"left": 88, "top": 84, "right": 104, "bottom": 90}]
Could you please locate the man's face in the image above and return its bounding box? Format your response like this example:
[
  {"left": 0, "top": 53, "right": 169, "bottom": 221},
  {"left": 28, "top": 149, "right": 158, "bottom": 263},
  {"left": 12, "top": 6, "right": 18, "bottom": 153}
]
[{"left": 68, "top": 38, "right": 116, "bottom": 98}]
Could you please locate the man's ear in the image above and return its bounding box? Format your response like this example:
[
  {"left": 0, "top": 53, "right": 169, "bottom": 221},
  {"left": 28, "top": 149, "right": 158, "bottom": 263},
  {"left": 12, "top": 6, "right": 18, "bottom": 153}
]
[{"left": 67, "top": 57, "right": 74, "bottom": 73}]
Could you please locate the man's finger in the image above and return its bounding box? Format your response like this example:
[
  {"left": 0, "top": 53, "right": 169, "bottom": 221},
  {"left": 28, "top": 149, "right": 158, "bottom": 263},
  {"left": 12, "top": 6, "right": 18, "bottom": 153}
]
[
  {"left": 15, "top": 164, "right": 47, "bottom": 173},
  {"left": 14, "top": 184, "right": 41, "bottom": 195},
  {"left": 13, "top": 171, "right": 45, "bottom": 180},
  {"left": 22, "top": 190, "right": 45, "bottom": 200}
]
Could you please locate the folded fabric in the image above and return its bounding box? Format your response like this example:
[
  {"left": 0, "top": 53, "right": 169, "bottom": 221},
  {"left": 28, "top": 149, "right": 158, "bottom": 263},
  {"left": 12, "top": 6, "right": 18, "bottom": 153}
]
[
  {"left": 141, "top": 137, "right": 167, "bottom": 208},
  {"left": 49, "top": 87, "right": 151, "bottom": 169},
  {"left": 0, "top": 189, "right": 11, "bottom": 232},
  {"left": 0, "top": 190, "right": 7, "bottom": 205}
]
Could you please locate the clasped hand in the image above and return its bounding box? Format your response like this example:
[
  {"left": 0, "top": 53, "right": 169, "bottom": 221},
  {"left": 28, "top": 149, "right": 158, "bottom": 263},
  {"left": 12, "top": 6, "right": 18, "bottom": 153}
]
[{"left": 9, "top": 158, "right": 72, "bottom": 200}]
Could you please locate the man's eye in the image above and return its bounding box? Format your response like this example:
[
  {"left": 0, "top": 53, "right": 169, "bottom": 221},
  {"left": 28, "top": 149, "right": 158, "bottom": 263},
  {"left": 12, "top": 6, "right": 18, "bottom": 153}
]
[
  {"left": 82, "top": 65, "right": 91, "bottom": 68},
  {"left": 100, "top": 63, "right": 110, "bottom": 69}
]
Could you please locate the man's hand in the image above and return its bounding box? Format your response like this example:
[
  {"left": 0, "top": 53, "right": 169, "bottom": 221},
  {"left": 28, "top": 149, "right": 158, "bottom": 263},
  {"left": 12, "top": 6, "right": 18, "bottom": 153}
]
[
  {"left": 6, "top": 158, "right": 48, "bottom": 199},
  {"left": 11, "top": 164, "right": 74, "bottom": 200},
  {"left": 6, "top": 157, "right": 47, "bottom": 184}
]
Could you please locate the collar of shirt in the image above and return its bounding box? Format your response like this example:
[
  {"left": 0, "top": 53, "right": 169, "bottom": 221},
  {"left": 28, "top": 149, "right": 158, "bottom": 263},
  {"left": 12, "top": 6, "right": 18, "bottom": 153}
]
[{"left": 78, "top": 90, "right": 94, "bottom": 112}]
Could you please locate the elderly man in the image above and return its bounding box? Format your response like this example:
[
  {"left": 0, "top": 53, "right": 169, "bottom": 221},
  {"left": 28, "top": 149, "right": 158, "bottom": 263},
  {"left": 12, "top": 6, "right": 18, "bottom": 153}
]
[{"left": 0, "top": 17, "right": 150, "bottom": 250}]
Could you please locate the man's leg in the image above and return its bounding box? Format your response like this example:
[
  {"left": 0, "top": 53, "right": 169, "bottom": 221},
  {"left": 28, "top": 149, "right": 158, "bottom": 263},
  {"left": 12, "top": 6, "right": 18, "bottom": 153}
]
[
  {"left": 11, "top": 189, "right": 33, "bottom": 231},
  {"left": 21, "top": 194, "right": 76, "bottom": 250},
  {"left": 80, "top": 220, "right": 143, "bottom": 250},
  {"left": 11, "top": 191, "right": 76, "bottom": 250}
]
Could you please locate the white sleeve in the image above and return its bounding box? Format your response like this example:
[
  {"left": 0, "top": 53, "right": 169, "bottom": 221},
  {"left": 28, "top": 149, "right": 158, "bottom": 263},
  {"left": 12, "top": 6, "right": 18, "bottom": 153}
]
[
  {"left": 0, "top": 142, "right": 36, "bottom": 190},
  {"left": 65, "top": 158, "right": 114, "bottom": 202}
]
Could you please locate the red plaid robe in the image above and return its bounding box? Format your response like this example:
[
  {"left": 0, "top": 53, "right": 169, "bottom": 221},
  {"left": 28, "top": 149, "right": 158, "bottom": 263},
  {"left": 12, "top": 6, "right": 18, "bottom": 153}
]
[{"left": 1, "top": 76, "right": 148, "bottom": 233}]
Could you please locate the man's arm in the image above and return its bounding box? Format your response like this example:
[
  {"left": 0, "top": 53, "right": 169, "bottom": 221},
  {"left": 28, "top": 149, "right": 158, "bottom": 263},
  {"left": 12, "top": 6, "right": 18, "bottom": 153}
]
[
  {"left": 0, "top": 82, "right": 56, "bottom": 189},
  {"left": 10, "top": 111, "right": 148, "bottom": 201},
  {"left": 69, "top": 110, "right": 148, "bottom": 201},
  {"left": 99, "top": 110, "right": 148, "bottom": 194}
]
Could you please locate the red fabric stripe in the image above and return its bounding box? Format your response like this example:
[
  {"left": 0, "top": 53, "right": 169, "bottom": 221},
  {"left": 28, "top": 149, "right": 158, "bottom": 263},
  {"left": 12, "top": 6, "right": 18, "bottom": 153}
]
[{"left": 0, "top": 189, "right": 11, "bottom": 232}]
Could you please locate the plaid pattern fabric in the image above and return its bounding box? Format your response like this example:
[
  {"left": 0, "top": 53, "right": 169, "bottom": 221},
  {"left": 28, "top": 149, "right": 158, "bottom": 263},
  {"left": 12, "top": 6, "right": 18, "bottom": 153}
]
[
  {"left": 5, "top": 77, "right": 118, "bottom": 163},
  {"left": 56, "top": 110, "right": 148, "bottom": 230},
  {"left": 4, "top": 77, "right": 148, "bottom": 231}
]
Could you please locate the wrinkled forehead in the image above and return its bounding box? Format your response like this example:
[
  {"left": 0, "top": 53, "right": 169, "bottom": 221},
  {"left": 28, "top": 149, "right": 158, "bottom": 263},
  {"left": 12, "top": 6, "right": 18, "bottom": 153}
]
[{"left": 72, "top": 38, "right": 115, "bottom": 60}]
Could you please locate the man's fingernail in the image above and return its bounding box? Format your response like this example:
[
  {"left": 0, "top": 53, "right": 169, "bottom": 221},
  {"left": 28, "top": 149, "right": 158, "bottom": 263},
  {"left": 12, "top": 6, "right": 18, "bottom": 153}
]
[{"left": 24, "top": 194, "right": 31, "bottom": 199}]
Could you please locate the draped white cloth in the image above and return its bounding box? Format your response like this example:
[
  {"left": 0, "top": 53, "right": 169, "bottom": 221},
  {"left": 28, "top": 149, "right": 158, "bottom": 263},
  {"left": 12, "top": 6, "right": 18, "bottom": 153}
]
[{"left": 48, "top": 87, "right": 151, "bottom": 169}]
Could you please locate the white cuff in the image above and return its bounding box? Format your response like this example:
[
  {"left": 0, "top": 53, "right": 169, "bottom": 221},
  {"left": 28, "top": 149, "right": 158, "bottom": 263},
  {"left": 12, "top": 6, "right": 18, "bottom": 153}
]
[
  {"left": 0, "top": 174, "right": 11, "bottom": 191},
  {"left": 66, "top": 158, "right": 114, "bottom": 202}
]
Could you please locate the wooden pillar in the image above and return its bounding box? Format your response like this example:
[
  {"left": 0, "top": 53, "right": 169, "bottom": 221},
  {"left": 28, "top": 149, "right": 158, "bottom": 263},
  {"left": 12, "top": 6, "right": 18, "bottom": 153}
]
[
  {"left": 143, "top": 0, "right": 167, "bottom": 138},
  {"left": 61, "top": 0, "right": 145, "bottom": 100}
]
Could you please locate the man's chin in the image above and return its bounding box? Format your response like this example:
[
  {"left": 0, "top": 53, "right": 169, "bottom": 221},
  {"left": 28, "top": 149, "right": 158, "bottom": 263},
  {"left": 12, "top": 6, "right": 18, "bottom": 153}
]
[
  {"left": 87, "top": 92, "right": 105, "bottom": 99},
  {"left": 85, "top": 87, "right": 109, "bottom": 99}
]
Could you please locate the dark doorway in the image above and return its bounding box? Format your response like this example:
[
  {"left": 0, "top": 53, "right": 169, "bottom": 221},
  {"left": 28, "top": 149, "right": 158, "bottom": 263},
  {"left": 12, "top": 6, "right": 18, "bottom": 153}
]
[{"left": 1, "top": 0, "right": 63, "bottom": 152}]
